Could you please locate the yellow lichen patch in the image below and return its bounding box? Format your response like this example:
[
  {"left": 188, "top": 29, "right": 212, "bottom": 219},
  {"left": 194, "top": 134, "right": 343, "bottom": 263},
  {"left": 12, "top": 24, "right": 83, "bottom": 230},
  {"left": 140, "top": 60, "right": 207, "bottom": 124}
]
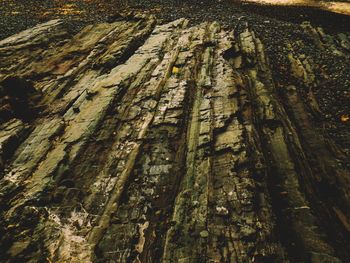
[
  {"left": 340, "top": 114, "right": 349, "bottom": 122},
  {"left": 172, "top": 66, "right": 179, "bottom": 75}
]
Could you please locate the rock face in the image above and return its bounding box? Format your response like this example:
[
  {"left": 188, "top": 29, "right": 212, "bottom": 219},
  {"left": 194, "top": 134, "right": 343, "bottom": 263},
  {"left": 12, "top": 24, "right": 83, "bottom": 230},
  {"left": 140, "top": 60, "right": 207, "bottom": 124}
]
[{"left": 0, "top": 16, "right": 349, "bottom": 262}]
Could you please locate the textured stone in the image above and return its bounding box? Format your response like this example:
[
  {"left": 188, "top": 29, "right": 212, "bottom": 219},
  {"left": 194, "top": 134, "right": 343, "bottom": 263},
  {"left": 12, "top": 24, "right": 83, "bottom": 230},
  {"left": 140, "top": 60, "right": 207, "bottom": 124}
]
[{"left": 0, "top": 16, "right": 348, "bottom": 263}]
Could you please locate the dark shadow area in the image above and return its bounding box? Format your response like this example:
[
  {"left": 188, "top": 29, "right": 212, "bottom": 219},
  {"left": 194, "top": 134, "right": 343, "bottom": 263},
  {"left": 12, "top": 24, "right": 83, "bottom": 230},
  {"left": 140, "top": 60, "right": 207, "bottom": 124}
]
[{"left": 0, "top": 76, "right": 42, "bottom": 123}]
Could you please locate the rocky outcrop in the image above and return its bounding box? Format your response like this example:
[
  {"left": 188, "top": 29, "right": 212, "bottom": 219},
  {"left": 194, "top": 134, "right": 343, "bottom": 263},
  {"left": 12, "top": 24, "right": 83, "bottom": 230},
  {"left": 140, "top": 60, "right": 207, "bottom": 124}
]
[{"left": 0, "top": 16, "right": 349, "bottom": 262}]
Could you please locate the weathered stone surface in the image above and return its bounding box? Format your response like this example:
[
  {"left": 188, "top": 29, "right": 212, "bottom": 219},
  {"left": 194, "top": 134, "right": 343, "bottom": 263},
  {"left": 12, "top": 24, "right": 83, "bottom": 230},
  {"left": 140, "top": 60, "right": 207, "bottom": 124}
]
[{"left": 0, "top": 16, "right": 349, "bottom": 263}]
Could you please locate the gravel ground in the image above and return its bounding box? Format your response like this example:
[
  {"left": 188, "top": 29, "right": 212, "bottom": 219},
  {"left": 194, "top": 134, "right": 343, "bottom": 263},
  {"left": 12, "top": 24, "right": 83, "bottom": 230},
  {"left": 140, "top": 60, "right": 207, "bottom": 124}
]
[
  {"left": 0, "top": 0, "right": 349, "bottom": 157},
  {"left": 1, "top": 0, "right": 349, "bottom": 40}
]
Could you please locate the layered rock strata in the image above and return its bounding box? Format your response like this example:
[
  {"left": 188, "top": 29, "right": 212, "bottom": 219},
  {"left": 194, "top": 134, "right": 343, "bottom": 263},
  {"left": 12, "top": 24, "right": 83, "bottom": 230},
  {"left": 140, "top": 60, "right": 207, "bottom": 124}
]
[{"left": 0, "top": 16, "right": 349, "bottom": 262}]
